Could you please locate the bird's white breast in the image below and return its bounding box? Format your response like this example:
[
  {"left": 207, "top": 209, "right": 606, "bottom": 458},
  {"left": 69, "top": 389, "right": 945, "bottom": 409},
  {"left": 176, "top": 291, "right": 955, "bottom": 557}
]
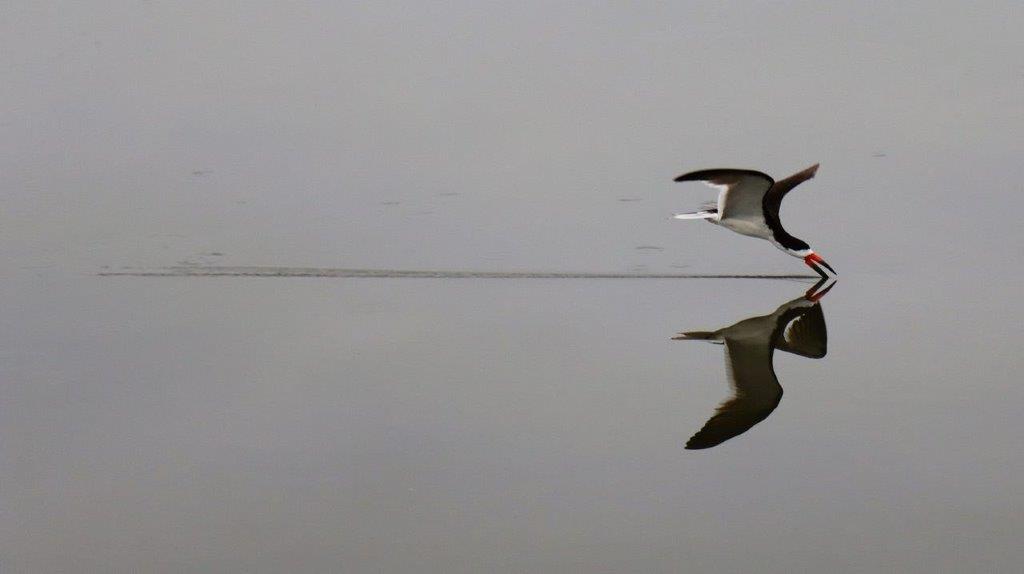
[{"left": 717, "top": 218, "right": 772, "bottom": 240}]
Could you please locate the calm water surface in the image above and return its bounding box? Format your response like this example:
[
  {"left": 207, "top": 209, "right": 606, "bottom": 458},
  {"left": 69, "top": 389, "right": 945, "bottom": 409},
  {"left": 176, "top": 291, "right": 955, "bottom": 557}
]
[{"left": 2, "top": 268, "right": 1021, "bottom": 572}]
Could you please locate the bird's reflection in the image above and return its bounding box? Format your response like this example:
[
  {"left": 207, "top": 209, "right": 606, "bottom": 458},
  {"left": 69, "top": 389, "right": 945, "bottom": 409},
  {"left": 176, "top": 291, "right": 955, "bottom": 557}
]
[{"left": 674, "top": 278, "right": 835, "bottom": 450}]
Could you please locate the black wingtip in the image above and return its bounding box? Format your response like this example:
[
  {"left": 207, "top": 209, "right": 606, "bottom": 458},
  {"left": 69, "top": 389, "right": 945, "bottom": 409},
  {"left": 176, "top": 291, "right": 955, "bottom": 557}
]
[
  {"left": 674, "top": 171, "right": 711, "bottom": 183},
  {"left": 673, "top": 169, "right": 712, "bottom": 182}
]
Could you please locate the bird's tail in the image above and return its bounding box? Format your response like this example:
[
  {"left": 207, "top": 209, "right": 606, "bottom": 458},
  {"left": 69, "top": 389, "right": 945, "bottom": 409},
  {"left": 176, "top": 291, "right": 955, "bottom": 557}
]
[
  {"left": 672, "top": 331, "right": 716, "bottom": 340},
  {"left": 672, "top": 209, "right": 717, "bottom": 220}
]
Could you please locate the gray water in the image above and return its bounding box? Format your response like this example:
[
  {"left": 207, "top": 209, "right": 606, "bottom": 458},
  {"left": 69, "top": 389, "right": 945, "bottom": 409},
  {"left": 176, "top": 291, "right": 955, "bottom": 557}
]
[{"left": 3, "top": 2, "right": 1023, "bottom": 573}]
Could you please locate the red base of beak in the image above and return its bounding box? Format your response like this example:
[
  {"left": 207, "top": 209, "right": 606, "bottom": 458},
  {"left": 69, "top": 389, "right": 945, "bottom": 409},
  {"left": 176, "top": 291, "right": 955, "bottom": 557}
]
[{"left": 804, "top": 253, "right": 836, "bottom": 277}]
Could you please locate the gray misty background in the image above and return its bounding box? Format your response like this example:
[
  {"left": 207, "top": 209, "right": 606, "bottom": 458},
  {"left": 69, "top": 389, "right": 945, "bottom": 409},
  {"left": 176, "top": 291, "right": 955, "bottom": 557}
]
[
  {"left": 3, "top": 1, "right": 1021, "bottom": 275},
  {"left": 2, "top": 2, "right": 1023, "bottom": 573}
]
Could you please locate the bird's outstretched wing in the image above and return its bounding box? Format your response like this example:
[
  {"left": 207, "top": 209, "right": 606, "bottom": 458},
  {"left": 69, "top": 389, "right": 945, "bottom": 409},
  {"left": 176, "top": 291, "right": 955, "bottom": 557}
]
[
  {"left": 674, "top": 169, "right": 774, "bottom": 222},
  {"left": 685, "top": 339, "right": 782, "bottom": 450}
]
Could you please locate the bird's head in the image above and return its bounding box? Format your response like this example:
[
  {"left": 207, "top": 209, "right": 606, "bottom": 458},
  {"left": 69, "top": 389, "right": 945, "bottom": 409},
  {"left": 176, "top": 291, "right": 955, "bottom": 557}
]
[{"left": 803, "top": 252, "right": 836, "bottom": 278}]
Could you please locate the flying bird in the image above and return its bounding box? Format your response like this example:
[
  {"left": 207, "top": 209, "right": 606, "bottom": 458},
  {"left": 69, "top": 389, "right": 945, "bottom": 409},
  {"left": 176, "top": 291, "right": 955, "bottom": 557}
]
[
  {"left": 673, "top": 164, "right": 836, "bottom": 277},
  {"left": 674, "top": 279, "right": 834, "bottom": 449}
]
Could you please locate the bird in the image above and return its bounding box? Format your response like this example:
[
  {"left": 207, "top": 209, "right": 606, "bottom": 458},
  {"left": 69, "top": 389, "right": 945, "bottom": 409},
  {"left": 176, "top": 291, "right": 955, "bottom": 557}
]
[
  {"left": 673, "top": 278, "right": 834, "bottom": 449},
  {"left": 672, "top": 164, "right": 836, "bottom": 278}
]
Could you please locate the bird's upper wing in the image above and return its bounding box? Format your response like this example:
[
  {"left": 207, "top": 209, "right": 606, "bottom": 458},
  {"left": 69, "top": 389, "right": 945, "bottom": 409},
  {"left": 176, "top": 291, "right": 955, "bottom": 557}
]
[
  {"left": 685, "top": 338, "right": 782, "bottom": 450},
  {"left": 674, "top": 169, "right": 774, "bottom": 222},
  {"left": 774, "top": 304, "right": 828, "bottom": 359},
  {"left": 763, "top": 163, "right": 819, "bottom": 214}
]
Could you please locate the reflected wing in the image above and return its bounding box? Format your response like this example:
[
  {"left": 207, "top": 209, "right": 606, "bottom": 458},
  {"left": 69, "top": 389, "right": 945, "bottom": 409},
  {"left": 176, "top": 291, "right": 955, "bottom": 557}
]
[
  {"left": 685, "top": 338, "right": 783, "bottom": 450},
  {"left": 775, "top": 304, "right": 828, "bottom": 359},
  {"left": 674, "top": 169, "right": 774, "bottom": 222}
]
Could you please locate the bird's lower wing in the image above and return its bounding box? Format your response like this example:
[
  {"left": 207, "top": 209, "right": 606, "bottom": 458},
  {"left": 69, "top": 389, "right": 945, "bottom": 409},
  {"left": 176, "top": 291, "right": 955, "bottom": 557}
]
[{"left": 674, "top": 169, "right": 774, "bottom": 222}]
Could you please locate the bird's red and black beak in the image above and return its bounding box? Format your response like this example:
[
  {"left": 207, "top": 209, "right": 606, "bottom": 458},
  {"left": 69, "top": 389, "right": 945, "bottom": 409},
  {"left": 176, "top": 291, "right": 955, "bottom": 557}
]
[{"left": 804, "top": 253, "right": 836, "bottom": 278}]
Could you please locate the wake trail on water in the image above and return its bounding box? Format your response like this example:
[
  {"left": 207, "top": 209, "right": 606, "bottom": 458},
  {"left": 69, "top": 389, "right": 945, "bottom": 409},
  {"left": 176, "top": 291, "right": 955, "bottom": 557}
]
[{"left": 99, "top": 266, "right": 818, "bottom": 280}]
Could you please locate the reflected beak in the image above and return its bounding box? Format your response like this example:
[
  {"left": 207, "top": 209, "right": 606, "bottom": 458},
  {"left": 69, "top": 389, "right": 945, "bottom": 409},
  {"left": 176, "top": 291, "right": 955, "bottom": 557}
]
[
  {"left": 805, "top": 277, "right": 837, "bottom": 302},
  {"left": 804, "top": 253, "right": 836, "bottom": 278}
]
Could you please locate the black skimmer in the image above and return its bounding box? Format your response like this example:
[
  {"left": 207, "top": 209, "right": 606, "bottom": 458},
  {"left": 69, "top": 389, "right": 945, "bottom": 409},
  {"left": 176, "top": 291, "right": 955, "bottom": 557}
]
[
  {"left": 673, "top": 164, "right": 836, "bottom": 278},
  {"left": 673, "top": 278, "right": 834, "bottom": 449}
]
